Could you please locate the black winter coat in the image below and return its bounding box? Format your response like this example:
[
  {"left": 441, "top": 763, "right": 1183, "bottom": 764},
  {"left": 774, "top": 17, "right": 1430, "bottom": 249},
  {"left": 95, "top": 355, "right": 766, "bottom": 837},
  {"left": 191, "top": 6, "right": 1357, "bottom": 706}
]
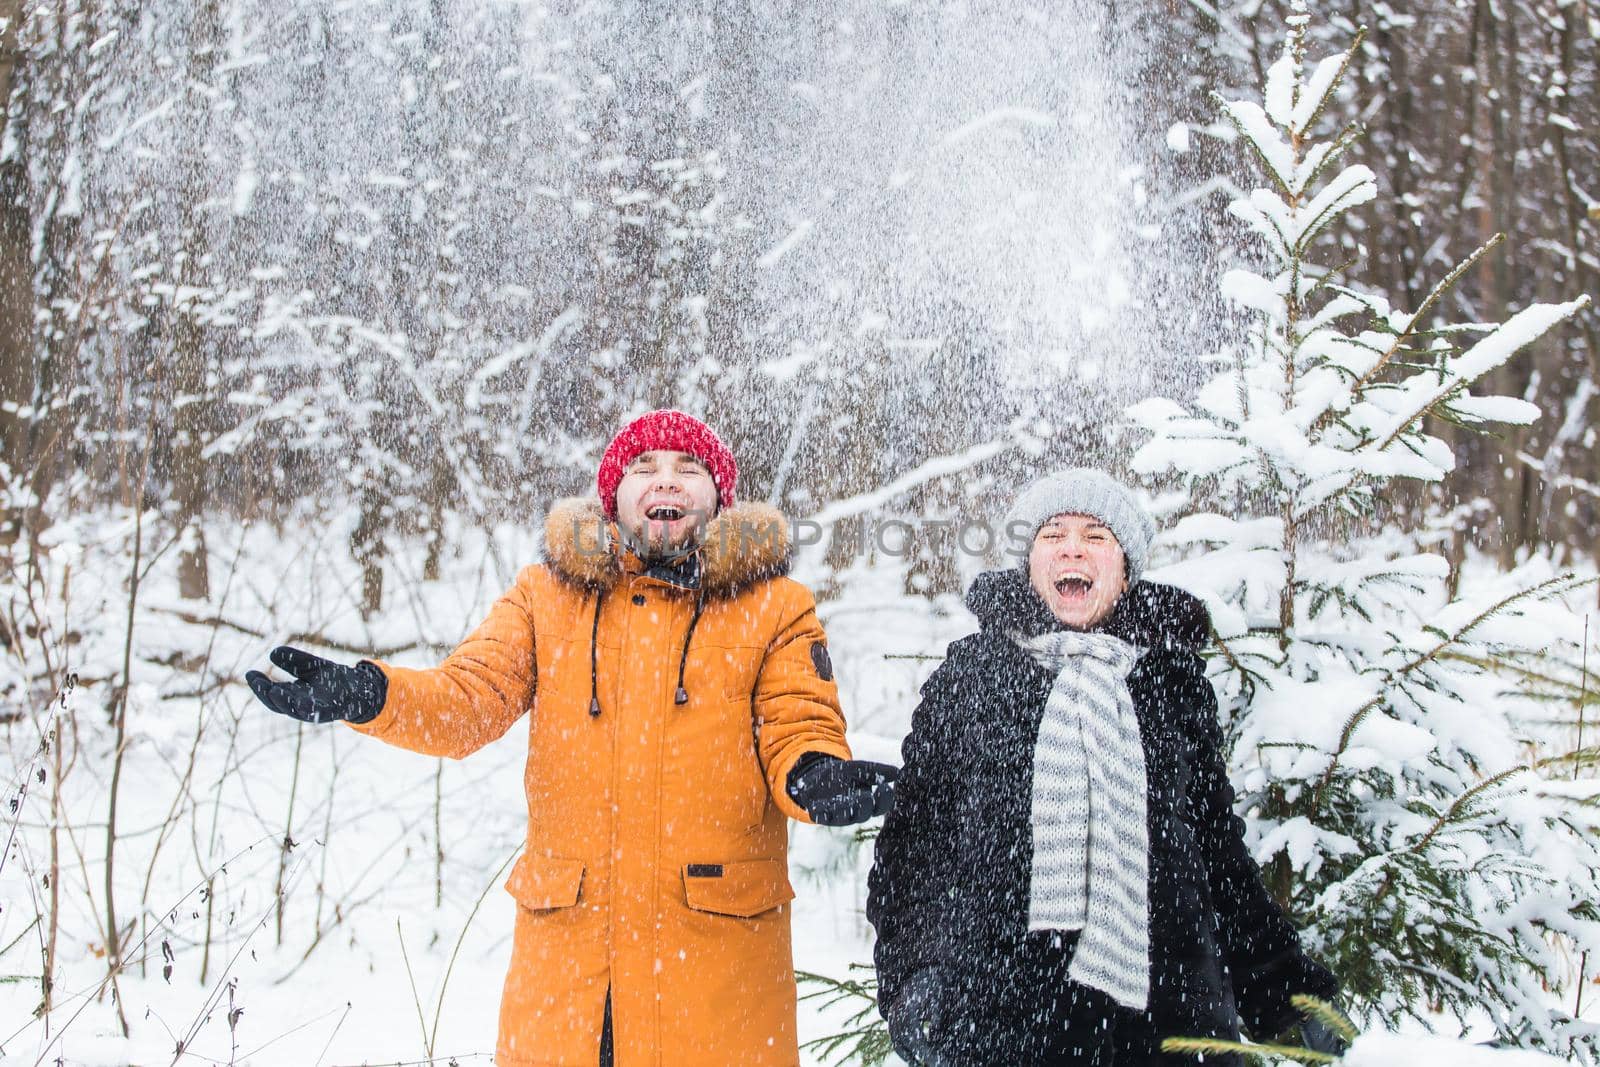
[{"left": 866, "top": 570, "right": 1337, "bottom": 1065}]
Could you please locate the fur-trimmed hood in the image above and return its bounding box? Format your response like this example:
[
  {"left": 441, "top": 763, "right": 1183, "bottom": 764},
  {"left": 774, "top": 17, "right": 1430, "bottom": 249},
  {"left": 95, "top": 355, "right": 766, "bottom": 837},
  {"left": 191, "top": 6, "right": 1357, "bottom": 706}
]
[{"left": 543, "top": 496, "right": 793, "bottom": 598}]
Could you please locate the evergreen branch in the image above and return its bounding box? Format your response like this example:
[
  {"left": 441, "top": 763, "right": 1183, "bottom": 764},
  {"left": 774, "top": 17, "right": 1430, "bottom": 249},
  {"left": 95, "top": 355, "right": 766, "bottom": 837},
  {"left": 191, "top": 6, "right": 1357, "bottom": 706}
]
[
  {"left": 1395, "top": 574, "right": 1588, "bottom": 675},
  {"left": 1234, "top": 207, "right": 1297, "bottom": 275},
  {"left": 1530, "top": 746, "right": 1600, "bottom": 776},
  {"left": 1310, "top": 577, "right": 1578, "bottom": 804},
  {"left": 1395, "top": 235, "right": 1504, "bottom": 335},
  {"left": 1311, "top": 316, "right": 1389, "bottom": 353},
  {"left": 1366, "top": 766, "right": 1531, "bottom": 910},
  {"left": 1428, "top": 404, "right": 1508, "bottom": 432},
  {"left": 1213, "top": 91, "right": 1296, "bottom": 200},
  {"left": 1388, "top": 958, "right": 1493, "bottom": 1004},
  {"left": 1295, "top": 29, "right": 1368, "bottom": 136},
  {"left": 1303, "top": 250, "right": 1365, "bottom": 305},
  {"left": 1437, "top": 649, "right": 1599, "bottom": 700},
  {"left": 1286, "top": 14, "right": 1308, "bottom": 126},
  {"left": 796, "top": 969, "right": 892, "bottom": 1067},
  {"left": 1309, "top": 234, "right": 1506, "bottom": 439},
  {"left": 1293, "top": 175, "right": 1379, "bottom": 257},
  {"left": 1211, "top": 629, "right": 1254, "bottom": 676},
  {"left": 1409, "top": 766, "right": 1528, "bottom": 857},
  {"left": 1312, "top": 692, "right": 1386, "bottom": 801},
  {"left": 1290, "top": 995, "right": 1360, "bottom": 1042},
  {"left": 800, "top": 1025, "right": 892, "bottom": 1067},
  {"left": 1299, "top": 122, "right": 1367, "bottom": 197},
  {"left": 1161, "top": 1036, "right": 1338, "bottom": 1063},
  {"left": 1368, "top": 295, "right": 1589, "bottom": 456},
  {"left": 1210, "top": 628, "right": 1277, "bottom": 694}
]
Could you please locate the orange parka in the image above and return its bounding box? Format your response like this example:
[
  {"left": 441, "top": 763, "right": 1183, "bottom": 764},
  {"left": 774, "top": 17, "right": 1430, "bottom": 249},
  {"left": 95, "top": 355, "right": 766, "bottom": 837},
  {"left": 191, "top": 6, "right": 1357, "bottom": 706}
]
[{"left": 351, "top": 498, "right": 852, "bottom": 1067}]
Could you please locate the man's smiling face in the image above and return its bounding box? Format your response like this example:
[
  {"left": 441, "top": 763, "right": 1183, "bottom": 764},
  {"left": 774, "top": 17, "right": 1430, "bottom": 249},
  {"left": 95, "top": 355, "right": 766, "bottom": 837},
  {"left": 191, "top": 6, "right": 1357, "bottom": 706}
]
[
  {"left": 613, "top": 449, "right": 719, "bottom": 559},
  {"left": 1027, "top": 513, "right": 1128, "bottom": 630}
]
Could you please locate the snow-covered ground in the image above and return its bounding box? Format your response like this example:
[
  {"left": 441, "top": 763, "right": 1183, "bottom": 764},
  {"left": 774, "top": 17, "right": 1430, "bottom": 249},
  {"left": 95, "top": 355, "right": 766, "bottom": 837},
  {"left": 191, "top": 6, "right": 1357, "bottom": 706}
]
[{"left": 0, "top": 510, "right": 1587, "bottom": 1064}]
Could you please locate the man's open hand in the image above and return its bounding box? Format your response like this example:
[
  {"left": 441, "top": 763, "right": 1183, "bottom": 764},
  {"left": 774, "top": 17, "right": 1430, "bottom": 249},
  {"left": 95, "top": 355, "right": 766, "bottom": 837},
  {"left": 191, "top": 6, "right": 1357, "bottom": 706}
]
[{"left": 245, "top": 646, "right": 386, "bottom": 725}]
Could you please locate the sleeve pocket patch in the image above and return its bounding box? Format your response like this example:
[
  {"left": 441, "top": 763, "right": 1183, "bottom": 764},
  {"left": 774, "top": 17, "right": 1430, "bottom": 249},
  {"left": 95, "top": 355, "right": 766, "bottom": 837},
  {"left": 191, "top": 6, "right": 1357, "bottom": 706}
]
[{"left": 810, "top": 641, "right": 833, "bottom": 681}]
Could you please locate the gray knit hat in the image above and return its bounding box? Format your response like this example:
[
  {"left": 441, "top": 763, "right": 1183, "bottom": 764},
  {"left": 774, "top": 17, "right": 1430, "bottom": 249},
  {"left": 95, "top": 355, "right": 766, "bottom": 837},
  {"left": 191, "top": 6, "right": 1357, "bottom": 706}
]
[{"left": 1003, "top": 468, "right": 1158, "bottom": 583}]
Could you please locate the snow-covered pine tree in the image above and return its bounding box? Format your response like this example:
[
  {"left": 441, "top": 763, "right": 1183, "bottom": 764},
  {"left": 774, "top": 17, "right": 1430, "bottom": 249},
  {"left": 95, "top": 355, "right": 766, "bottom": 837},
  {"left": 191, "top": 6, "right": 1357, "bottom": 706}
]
[{"left": 1128, "top": 5, "right": 1600, "bottom": 1058}]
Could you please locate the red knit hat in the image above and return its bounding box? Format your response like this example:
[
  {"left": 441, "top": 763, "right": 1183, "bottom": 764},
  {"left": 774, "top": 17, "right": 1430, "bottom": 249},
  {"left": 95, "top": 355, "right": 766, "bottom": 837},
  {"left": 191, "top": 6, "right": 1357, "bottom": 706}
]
[{"left": 596, "top": 410, "right": 739, "bottom": 519}]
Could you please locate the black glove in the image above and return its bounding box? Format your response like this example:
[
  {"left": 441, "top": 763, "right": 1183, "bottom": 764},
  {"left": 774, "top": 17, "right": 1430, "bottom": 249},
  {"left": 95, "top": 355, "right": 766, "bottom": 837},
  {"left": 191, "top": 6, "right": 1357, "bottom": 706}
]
[
  {"left": 1301, "top": 1016, "right": 1349, "bottom": 1058},
  {"left": 885, "top": 969, "right": 951, "bottom": 1067},
  {"left": 245, "top": 646, "right": 387, "bottom": 725},
  {"left": 786, "top": 753, "right": 898, "bottom": 826}
]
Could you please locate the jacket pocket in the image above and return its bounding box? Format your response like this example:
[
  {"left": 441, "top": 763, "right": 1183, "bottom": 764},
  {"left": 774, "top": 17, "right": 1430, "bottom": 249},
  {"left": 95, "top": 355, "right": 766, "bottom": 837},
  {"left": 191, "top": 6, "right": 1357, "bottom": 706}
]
[
  {"left": 681, "top": 858, "right": 795, "bottom": 918},
  {"left": 505, "top": 853, "right": 586, "bottom": 910}
]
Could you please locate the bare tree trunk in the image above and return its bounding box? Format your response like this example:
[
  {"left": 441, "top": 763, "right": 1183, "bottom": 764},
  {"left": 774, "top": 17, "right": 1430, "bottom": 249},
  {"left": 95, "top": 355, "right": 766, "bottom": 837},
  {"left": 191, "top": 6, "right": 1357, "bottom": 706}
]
[
  {"left": 352, "top": 485, "right": 387, "bottom": 619},
  {"left": 1539, "top": 0, "right": 1600, "bottom": 547},
  {"left": 168, "top": 0, "right": 222, "bottom": 600},
  {"left": 422, "top": 459, "right": 451, "bottom": 582},
  {"left": 171, "top": 309, "right": 212, "bottom": 600},
  {"left": 902, "top": 482, "right": 960, "bottom": 600},
  {"left": 0, "top": 4, "right": 35, "bottom": 543}
]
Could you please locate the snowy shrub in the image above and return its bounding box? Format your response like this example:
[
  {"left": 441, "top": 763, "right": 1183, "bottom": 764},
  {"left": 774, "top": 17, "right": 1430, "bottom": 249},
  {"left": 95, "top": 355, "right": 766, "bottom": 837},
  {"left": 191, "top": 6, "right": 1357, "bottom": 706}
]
[{"left": 1132, "top": 5, "right": 1599, "bottom": 1059}]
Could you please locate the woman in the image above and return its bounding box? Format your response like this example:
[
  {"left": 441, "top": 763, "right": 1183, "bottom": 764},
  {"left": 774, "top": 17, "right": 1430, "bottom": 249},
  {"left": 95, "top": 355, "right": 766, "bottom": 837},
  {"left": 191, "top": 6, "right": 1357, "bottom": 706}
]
[{"left": 867, "top": 469, "right": 1339, "bottom": 1066}]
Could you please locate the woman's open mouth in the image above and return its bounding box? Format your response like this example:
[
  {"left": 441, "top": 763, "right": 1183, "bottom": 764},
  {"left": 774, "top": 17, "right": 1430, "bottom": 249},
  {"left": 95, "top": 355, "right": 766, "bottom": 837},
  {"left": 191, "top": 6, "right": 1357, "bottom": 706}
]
[{"left": 1054, "top": 573, "right": 1093, "bottom": 601}]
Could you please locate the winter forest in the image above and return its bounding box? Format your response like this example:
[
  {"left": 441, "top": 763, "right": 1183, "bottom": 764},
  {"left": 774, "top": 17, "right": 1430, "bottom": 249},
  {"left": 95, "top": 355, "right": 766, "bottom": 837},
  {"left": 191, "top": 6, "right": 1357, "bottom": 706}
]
[{"left": 0, "top": 0, "right": 1597, "bottom": 1064}]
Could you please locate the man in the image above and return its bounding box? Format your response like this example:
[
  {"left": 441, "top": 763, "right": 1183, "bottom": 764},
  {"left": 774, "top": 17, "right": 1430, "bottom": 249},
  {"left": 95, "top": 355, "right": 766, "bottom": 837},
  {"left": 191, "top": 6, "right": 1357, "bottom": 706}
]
[{"left": 247, "top": 409, "right": 898, "bottom": 1066}]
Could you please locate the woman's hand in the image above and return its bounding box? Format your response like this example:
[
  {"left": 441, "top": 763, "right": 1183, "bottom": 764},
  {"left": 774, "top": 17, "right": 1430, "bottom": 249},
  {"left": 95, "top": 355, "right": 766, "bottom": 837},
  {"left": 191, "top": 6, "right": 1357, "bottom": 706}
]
[
  {"left": 1301, "top": 1016, "right": 1349, "bottom": 1058},
  {"left": 885, "top": 969, "right": 952, "bottom": 1066}
]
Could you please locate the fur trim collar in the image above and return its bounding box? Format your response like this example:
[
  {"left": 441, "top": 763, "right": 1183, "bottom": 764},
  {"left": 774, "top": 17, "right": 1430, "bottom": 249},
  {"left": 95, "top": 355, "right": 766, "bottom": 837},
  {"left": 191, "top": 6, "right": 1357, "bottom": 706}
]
[{"left": 543, "top": 497, "right": 792, "bottom": 598}]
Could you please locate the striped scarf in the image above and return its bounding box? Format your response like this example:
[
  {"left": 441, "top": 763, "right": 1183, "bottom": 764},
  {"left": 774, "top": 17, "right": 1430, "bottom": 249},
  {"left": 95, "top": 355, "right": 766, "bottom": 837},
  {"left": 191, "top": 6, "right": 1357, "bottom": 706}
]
[{"left": 1015, "top": 629, "right": 1150, "bottom": 1012}]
